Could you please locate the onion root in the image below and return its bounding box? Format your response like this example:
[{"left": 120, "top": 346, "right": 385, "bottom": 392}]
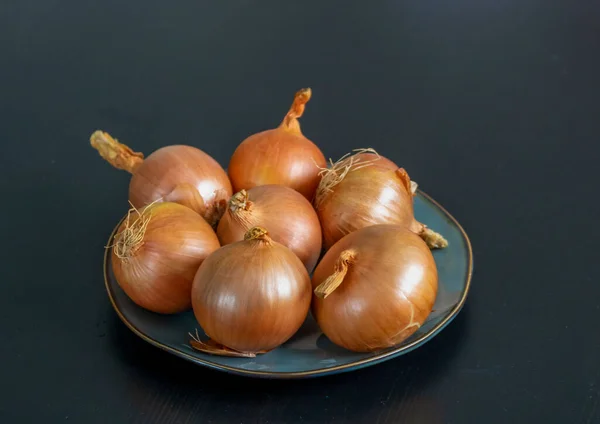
[
  {"left": 107, "top": 201, "right": 155, "bottom": 261},
  {"left": 314, "top": 148, "right": 380, "bottom": 207},
  {"left": 314, "top": 249, "right": 357, "bottom": 299}
]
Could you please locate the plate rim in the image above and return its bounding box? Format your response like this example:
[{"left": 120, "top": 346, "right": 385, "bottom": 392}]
[{"left": 103, "top": 189, "right": 473, "bottom": 379}]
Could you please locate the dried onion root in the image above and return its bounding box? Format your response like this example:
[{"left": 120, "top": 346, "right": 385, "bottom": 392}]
[{"left": 110, "top": 201, "right": 220, "bottom": 314}]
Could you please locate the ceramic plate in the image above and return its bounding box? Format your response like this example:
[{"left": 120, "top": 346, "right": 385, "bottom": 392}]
[{"left": 104, "top": 190, "right": 472, "bottom": 379}]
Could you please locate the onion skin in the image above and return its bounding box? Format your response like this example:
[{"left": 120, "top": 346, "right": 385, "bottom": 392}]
[
  {"left": 228, "top": 88, "right": 326, "bottom": 201},
  {"left": 314, "top": 150, "right": 447, "bottom": 250},
  {"left": 111, "top": 202, "right": 220, "bottom": 314},
  {"left": 91, "top": 131, "right": 232, "bottom": 227},
  {"left": 217, "top": 185, "right": 322, "bottom": 271},
  {"left": 191, "top": 227, "right": 311, "bottom": 353},
  {"left": 351, "top": 152, "right": 398, "bottom": 171},
  {"left": 311, "top": 225, "right": 438, "bottom": 352}
]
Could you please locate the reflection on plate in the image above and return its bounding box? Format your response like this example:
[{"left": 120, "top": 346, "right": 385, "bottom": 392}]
[{"left": 104, "top": 190, "right": 472, "bottom": 379}]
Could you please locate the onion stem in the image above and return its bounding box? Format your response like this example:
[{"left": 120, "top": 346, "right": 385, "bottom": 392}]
[
  {"left": 314, "top": 249, "right": 356, "bottom": 299},
  {"left": 90, "top": 130, "right": 144, "bottom": 174},
  {"left": 281, "top": 88, "right": 312, "bottom": 133},
  {"left": 229, "top": 189, "right": 252, "bottom": 212},
  {"left": 420, "top": 227, "right": 449, "bottom": 249},
  {"left": 244, "top": 226, "right": 272, "bottom": 243}
]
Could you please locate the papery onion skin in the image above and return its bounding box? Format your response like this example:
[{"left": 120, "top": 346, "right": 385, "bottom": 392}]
[
  {"left": 311, "top": 225, "right": 438, "bottom": 353},
  {"left": 111, "top": 202, "right": 220, "bottom": 314},
  {"left": 191, "top": 227, "right": 311, "bottom": 353},
  {"left": 217, "top": 185, "right": 322, "bottom": 271},
  {"left": 91, "top": 131, "right": 232, "bottom": 227},
  {"left": 227, "top": 88, "right": 326, "bottom": 201},
  {"left": 314, "top": 150, "right": 446, "bottom": 250}
]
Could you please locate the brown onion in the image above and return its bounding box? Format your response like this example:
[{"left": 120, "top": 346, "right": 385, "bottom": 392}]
[
  {"left": 110, "top": 202, "right": 220, "bottom": 314},
  {"left": 311, "top": 225, "right": 438, "bottom": 352},
  {"left": 91, "top": 131, "right": 232, "bottom": 227},
  {"left": 228, "top": 88, "right": 326, "bottom": 201},
  {"left": 217, "top": 185, "right": 322, "bottom": 271},
  {"left": 191, "top": 227, "right": 311, "bottom": 355},
  {"left": 314, "top": 149, "right": 447, "bottom": 250}
]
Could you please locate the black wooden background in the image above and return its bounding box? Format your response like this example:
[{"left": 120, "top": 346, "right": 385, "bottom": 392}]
[{"left": 1, "top": 1, "right": 598, "bottom": 423}]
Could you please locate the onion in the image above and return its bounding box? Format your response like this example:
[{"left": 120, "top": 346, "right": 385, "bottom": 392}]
[
  {"left": 91, "top": 131, "right": 232, "bottom": 227},
  {"left": 110, "top": 201, "right": 220, "bottom": 314},
  {"left": 311, "top": 225, "right": 438, "bottom": 352},
  {"left": 228, "top": 88, "right": 326, "bottom": 201},
  {"left": 190, "top": 227, "right": 311, "bottom": 356},
  {"left": 217, "top": 185, "right": 322, "bottom": 271},
  {"left": 314, "top": 149, "right": 447, "bottom": 250}
]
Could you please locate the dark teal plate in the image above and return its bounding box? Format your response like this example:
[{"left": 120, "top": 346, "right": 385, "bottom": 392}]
[{"left": 104, "top": 190, "right": 473, "bottom": 379}]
